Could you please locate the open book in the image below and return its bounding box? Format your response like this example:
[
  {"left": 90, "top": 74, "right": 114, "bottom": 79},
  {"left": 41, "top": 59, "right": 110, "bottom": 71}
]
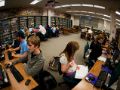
[{"left": 75, "top": 65, "right": 88, "bottom": 79}]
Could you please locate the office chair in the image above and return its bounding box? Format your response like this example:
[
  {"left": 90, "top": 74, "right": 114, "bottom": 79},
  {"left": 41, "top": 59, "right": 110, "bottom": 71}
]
[{"left": 57, "top": 61, "right": 80, "bottom": 89}]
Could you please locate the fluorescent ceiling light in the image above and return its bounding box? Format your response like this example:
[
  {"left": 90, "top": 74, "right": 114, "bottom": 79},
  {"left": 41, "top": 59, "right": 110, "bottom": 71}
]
[
  {"left": 80, "top": 11, "right": 87, "bottom": 13},
  {"left": 96, "top": 13, "right": 104, "bottom": 16},
  {"left": 61, "top": 5, "right": 71, "bottom": 7},
  {"left": 71, "top": 4, "right": 81, "bottom": 6},
  {"left": 116, "top": 11, "right": 120, "bottom": 15},
  {"left": 88, "top": 12, "right": 95, "bottom": 14},
  {"left": 54, "top": 4, "right": 105, "bottom": 9},
  {"left": 102, "top": 18, "right": 111, "bottom": 21},
  {"left": 0, "top": 0, "right": 5, "bottom": 7},
  {"left": 116, "top": 19, "right": 120, "bottom": 22},
  {"left": 30, "top": 0, "right": 42, "bottom": 5},
  {"left": 54, "top": 6, "right": 61, "bottom": 8},
  {"left": 103, "top": 14, "right": 111, "bottom": 18},
  {"left": 116, "top": 23, "right": 120, "bottom": 26},
  {"left": 74, "top": 14, "right": 90, "bottom": 16},
  {"left": 82, "top": 4, "right": 93, "bottom": 7},
  {"left": 66, "top": 10, "right": 94, "bottom": 14},
  {"left": 66, "top": 10, "right": 80, "bottom": 12},
  {"left": 94, "top": 5, "right": 105, "bottom": 9}
]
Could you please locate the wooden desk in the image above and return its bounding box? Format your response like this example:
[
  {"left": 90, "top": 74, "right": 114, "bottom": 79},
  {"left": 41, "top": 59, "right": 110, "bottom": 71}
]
[
  {"left": 72, "top": 60, "right": 104, "bottom": 90},
  {"left": 1, "top": 52, "right": 38, "bottom": 90}
]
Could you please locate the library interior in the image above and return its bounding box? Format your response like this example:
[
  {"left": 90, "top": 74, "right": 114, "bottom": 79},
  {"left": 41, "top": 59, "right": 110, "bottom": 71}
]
[{"left": 0, "top": 0, "right": 120, "bottom": 90}]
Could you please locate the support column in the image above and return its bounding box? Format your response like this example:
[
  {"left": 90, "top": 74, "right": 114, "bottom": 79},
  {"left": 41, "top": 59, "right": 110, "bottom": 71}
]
[
  {"left": 43, "top": 9, "right": 55, "bottom": 26},
  {"left": 109, "top": 10, "right": 116, "bottom": 41},
  {"left": 71, "top": 15, "right": 74, "bottom": 27}
]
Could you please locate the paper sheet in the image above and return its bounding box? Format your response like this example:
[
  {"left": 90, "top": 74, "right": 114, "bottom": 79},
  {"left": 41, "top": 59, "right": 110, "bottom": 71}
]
[
  {"left": 75, "top": 65, "right": 88, "bottom": 79},
  {"left": 97, "top": 56, "right": 107, "bottom": 62}
]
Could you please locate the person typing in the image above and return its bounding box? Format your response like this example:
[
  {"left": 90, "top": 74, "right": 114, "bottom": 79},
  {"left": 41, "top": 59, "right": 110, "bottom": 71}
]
[{"left": 6, "top": 35, "right": 45, "bottom": 78}]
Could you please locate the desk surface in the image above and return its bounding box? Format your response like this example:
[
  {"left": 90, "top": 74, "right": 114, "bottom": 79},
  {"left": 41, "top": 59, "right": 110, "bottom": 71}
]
[
  {"left": 72, "top": 60, "right": 104, "bottom": 90},
  {"left": 1, "top": 52, "right": 38, "bottom": 90}
]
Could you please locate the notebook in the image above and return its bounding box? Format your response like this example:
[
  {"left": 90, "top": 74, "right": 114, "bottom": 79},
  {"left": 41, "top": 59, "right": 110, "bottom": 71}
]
[{"left": 75, "top": 65, "right": 88, "bottom": 79}]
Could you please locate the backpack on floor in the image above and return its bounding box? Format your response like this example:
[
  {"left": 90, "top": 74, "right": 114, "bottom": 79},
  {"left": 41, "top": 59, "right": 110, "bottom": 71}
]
[
  {"left": 48, "top": 56, "right": 60, "bottom": 71},
  {"left": 38, "top": 70, "right": 57, "bottom": 90}
]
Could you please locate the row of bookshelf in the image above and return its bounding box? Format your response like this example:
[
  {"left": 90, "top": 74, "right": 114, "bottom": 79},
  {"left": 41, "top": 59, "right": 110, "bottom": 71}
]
[
  {"left": 0, "top": 16, "right": 48, "bottom": 44},
  {"left": 51, "top": 17, "right": 72, "bottom": 29},
  {"left": 0, "top": 16, "right": 72, "bottom": 44}
]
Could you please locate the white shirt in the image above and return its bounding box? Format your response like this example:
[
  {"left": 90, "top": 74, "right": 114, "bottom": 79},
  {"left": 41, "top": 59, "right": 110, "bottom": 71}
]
[
  {"left": 39, "top": 25, "right": 46, "bottom": 35},
  {"left": 60, "top": 53, "right": 77, "bottom": 73}
]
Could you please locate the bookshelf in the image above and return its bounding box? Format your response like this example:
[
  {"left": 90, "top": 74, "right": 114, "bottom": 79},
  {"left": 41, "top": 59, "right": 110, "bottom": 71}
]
[{"left": 51, "top": 17, "right": 72, "bottom": 29}]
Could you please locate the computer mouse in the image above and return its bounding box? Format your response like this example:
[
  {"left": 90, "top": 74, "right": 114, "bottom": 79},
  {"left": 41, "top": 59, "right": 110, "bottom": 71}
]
[
  {"left": 25, "top": 79, "right": 31, "bottom": 86},
  {"left": 89, "top": 76, "right": 95, "bottom": 81}
]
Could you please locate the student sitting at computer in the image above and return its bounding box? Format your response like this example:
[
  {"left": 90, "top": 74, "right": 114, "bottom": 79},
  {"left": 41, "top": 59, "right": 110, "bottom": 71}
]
[
  {"left": 6, "top": 35, "right": 45, "bottom": 77},
  {"left": 88, "top": 35, "right": 104, "bottom": 69},
  {"left": 59, "top": 41, "right": 80, "bottom": 86},
  {"left": 7, "top": 31, "right": 28, "bottom": 62}
]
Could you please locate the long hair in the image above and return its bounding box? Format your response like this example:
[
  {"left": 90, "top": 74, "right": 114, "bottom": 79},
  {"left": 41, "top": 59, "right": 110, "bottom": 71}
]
[{"left": 61, "top": 41, "right": 79, "bottom": 62}]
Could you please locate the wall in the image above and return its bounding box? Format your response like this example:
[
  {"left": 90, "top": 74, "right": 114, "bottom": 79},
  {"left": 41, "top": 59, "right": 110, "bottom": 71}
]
[
  {"left": 80, "top": 15, "right": 111, "bottom": 33},
  {"left": 104, "top": 20, "right": 110, "bottom": 32},
  {"left": 71, "top": 16, "right": 79, "bottom": 26},
  {"left": 17, "top": 8, "right": 42, "bottom": 16},
  {"left": 0, "top": 7, "right": 43, "bottom": 19},
  {"left": 74, "top": 16, "right": 80, "bottom": 26}
]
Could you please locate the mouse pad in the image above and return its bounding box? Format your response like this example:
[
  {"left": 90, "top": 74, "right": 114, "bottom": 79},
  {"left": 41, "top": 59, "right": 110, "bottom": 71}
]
[{"left": 85, "top": 73, "right": 98, "bottom": 85}]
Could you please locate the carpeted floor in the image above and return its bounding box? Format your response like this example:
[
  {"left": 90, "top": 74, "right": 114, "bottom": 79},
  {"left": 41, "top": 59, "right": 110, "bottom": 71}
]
[
  {"left": 40, "top": 32, "right": 87, "bottom": 90},
  {"left": 40, "top": 32, "right": 117, "bottom": 90}
]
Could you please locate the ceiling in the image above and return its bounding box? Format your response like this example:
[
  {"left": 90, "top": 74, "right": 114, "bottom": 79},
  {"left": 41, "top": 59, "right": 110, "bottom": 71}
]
[{"left": 0, "top": 0, "right": 120, "bottom": 18}]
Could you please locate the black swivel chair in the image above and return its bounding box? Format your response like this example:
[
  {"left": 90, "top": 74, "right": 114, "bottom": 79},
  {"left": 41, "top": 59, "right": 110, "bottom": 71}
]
[{"left": 58, "top": 61, "right": 80, "bottom": 89}]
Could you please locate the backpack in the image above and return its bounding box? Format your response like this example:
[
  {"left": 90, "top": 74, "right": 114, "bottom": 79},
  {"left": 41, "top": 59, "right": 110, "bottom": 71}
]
[
  {"left": 83, "top": 42, "right": 90, "bottom": 59},
  {"left": 37, "top": 70, "right": 57, "bottom": 90},
  {"left": 49, "top": 56, "right": 60, "bottom": 71}
]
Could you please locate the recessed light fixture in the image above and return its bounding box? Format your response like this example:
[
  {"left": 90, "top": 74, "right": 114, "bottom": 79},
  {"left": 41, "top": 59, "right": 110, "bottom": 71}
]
[
  {"left": 30, "top": 0, "right": 42, "bottom": 5},
  {"left": 0, "top": 0, "right": 5, "bottom": 7}
]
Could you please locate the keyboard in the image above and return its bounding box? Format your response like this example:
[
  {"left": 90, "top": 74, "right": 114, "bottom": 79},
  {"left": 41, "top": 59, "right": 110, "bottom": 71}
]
[
  {"left": 94, "top": 71, "right": 108, "bottom": 88},
  {"left": 10, "top": 65, "right": 24, "bottom": 82}
]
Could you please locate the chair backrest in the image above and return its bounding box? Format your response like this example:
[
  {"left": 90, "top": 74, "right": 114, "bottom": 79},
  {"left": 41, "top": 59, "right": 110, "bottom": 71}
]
[{"left": 58, "top": 61, "right": 63, "bottom": 75}]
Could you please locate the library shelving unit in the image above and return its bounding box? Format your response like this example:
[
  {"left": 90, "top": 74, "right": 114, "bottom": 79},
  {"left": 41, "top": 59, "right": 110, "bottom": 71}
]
[
  {"left": 42, "top": 16, "right": 48, "bottom": 27},
  {"left": 0, "top": 21, "right": 2, "bottom": 43},
  {"left": 34, "top": 16, "right": 42, "bottom": 28},
  {"left": 0, "top": 18, "right": 12, "bottom": 44},
  {"left": 51, "top": 16, "right": 72, "bottom": 29},
  {"left": 27, "top": 16, "right": 35, "bottom": 28},
  {"left": 51, "top": 17, "right": 56, "bottom": 26},
  {"left": 18, "top": 16, "right": 28, "bottom": 29},
  {"left": 0, "top": 16, "right": 48, "bottom": 44},
  {"left": 18, "top": 16, "right": 48, "bottom": 29},
  {"left": 10, "top": 17, "right": 19, "bottom": 39}
]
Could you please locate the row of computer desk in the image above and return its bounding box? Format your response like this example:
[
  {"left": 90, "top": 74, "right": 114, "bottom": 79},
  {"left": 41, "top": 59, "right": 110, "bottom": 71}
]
[
  {"left": 1, "top": 52, "right": 38, "bottom": 90},
  {"left": 72, "top": 60, "right": 105, "bottom": 90},
  {"left": 1, "top": 51, "right": 105, "bottom": 90}
]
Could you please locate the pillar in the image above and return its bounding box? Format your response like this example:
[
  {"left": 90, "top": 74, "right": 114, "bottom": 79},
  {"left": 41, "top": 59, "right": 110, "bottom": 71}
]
[{"left": 109, "top": 10, "right": 116, "bottom": 41}]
